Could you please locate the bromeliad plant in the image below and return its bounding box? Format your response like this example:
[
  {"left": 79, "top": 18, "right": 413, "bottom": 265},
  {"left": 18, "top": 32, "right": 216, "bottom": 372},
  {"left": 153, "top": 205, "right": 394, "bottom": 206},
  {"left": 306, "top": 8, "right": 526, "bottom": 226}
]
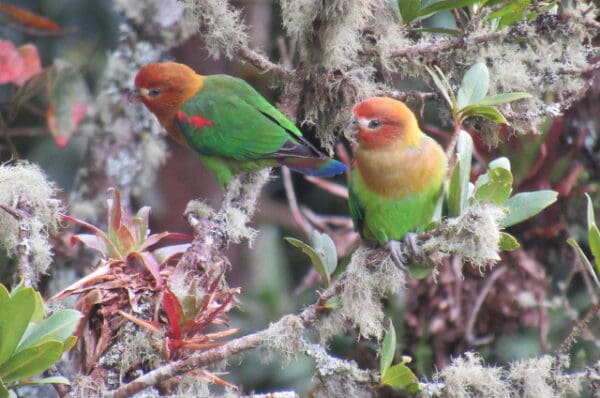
[
  {"left": 51, "top": 188, "right": 191, "bottom": 371},
  {"left": 119, "top": 270, "right": 240, "bottom": 361},
  {"left": 0, "top": 282, "right": 80, "bottom": 398}
]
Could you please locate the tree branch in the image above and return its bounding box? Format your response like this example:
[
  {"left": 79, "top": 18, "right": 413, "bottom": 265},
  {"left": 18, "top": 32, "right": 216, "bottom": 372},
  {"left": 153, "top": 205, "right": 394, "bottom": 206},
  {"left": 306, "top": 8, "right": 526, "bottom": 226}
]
[
  {"left": 390, "top": 30, "right": 507, "bottom": 58},
  {"left": 105, "top": 293, "right": 331, "bottom": 398},
  {"left": 237, "top": 46, "right": 292, "bottom": 77},
  {"left": 0, "top": 195, "right": 35, "bottom": 287}
]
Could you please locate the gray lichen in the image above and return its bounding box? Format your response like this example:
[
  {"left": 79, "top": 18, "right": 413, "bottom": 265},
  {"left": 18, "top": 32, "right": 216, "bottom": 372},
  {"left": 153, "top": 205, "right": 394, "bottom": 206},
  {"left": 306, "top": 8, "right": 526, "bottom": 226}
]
[
  {"left": 318, "top": 245, "right": 405, "bottom": 342},
  {"left": 424, "top": 352, "right": 586, "bottom": 398},
  {"left": 422, "top": 205, "right": 504, "bottom": 269},
  {"left": 180, "top": 0, "right": 249, "bottom": 59},
  {"left": 0, "top": 162, "right": 61, "bottom": 280},
  {"left": 434, "top": 352, "right": 511, "bottom": 398}
]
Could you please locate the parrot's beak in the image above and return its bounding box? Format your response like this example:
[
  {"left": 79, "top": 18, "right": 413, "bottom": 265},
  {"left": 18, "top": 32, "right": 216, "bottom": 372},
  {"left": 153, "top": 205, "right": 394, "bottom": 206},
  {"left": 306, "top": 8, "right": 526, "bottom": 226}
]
[
  {"left": 127, "top": 88, "right": 142, "bottom": 103},
  {"left": 344, "top": 115, "right": 359, "bottom": 139}
]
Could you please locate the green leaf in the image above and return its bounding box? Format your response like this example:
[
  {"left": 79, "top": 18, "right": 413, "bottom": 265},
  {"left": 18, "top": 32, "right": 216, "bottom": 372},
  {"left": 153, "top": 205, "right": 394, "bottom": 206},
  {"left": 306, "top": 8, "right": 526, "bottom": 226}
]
[
  {"left": 475, "top": 92, "right": 531, "bottom": 106},
  {"left": 380, "top": 319, "right": 397, "bottom": 377},
  {"left": 485, "top": 0, "right": 531, "bottom": 29},
  {"left": 417, "top": 0, "right": 480, "bottom": 17},
  {"left": 381, "top": 364, "right": 420, "bottom": 392},
  {"left": 586, "top": 194, "right": 600, "bottom": 273},
  {"left": 18, "top": 376, "right": 70, "bottom": 386},
  {"left": 311, "top": 231, "right": 338, "bottom": 276},
  {"left": 0, "top": 379, "right": 9, "bottom": 398},
  {"left": 0, "top": 288, "right": 36, "bottom": 365},
  {"left": 61, "top": 336, "right": 78, "bottom": 354},
  {"left": 0, "top": 341, "right": 63, "bottom": 383},
  {"left": 474, "top": 166, "right": 513, "bottom": 205},
  {"left": 457, "top": 62, "right": 489, "bottom": 109},
  {"left": 0, "top": 284, "right": 9, "bottom": 301},
  {"left": 567, "top": 238, "right": 600, "bottom": 290},
  {"left": 499, "top": 232, "right": 520, "bottom": 251},
  {"left": 323, "top": 296, "right": 343, "bottom": 310},
  {"left": 460, "top": 105, "right": 508, "bottom": 124},
  {"left": 499, "top": 190, "right": 558, "bottom": 228},
  {"left": 425, "top": 66, "right": 454, "bottom": 109},
  {"left": 447, "top": 130, "right": 473, "bottom": 216},
  {"left": 285, "top": 237, "right": 330, "bottom": 286},
  {"left": 16, "top": 310, "right": 81, "bottom": 353},
  {"left": 398, "top": 0, "right": 422, "bottom": 23},
  {"left": 31, "top": 291, "right": 45, "bottom": 325}
]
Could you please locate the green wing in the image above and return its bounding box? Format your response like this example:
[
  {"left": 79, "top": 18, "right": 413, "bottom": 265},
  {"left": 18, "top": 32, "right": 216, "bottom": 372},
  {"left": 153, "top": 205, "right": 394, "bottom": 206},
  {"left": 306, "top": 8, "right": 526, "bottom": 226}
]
[
  {"left": 178, "top": 75, "right": 312, "bottom": 162},
  {"left": 348, "top": 168, "right": 365, "bottom": 235}
]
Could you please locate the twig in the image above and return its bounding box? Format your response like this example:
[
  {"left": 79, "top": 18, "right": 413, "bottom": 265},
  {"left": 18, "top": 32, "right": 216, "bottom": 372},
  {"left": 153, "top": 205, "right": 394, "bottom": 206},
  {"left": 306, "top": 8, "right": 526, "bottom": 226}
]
[
  {"left": 304, "top": 176, "right": 349, "bottom": 199},
  {"left": 3, "top": 127, "right": 48, "bottom": 137},
  {"left": 237, "top": 46, "right": 292, "bottom": 77},
  {"left": 556, "top": 301, "right": 600, "bottom": 355},
  {"left": 390, "top": 30, "right": 507, "bottom": 58},
  {"left": 282, "top": 167, "right": 313, "bottom": 237},
  {"left": 559, "top": 61, "right": 600, "bottom": 76},
  {"left": 0, "top": 196, "right": 35, "bottom": 287},
  {"left": 44, "top": 365, "right": 70, "bottom": 398},
  {"left": 465, "top": 265, "right": 508, "bottom": 346}
]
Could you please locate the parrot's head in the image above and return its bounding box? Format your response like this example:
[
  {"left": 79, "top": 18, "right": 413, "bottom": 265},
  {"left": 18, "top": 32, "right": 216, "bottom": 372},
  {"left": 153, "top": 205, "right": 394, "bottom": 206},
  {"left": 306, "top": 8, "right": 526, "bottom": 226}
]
[
  {"left": 134, "top": 62, "right": 204, "bottom": 119},
  {"left": 346, "top": 97, "right": 421, "bottom": 149}
]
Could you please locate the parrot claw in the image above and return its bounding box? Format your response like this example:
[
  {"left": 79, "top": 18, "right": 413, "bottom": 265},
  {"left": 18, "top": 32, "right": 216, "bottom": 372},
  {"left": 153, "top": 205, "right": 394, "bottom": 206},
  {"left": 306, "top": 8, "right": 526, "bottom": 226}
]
[
  {"left": 403, "top": 232, "right": 422, "bottom": 260},
  {"left": 387, "top": 233, "right": 423, "bottom": 271},
  {"left": 387, "top": 240, "right": 407, "bottom": 270}
]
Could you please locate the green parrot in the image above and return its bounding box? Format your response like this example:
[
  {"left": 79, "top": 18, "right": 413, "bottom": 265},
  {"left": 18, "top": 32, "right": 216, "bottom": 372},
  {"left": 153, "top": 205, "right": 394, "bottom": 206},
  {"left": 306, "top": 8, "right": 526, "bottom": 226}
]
[
  {"left": 134, "top": 62, "right": 346, "bottom": 186},
  {"left": 346, "top": 97, "right": 448, "bottom": 266}
]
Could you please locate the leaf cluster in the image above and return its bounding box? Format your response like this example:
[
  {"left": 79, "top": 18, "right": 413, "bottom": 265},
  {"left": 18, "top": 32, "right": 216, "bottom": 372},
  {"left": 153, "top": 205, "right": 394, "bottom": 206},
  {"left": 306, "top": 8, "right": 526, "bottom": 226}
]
[
  {"left": 447, "top": 130, "right": 557, "bottom": 252},
  {"left": 0, "top": 283, "right": 80, "bottom": 398}
]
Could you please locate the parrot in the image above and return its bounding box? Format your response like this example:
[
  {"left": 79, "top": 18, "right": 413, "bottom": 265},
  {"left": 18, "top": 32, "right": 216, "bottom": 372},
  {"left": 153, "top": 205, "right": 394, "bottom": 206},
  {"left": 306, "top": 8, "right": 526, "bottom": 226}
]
[
  {"left": 346, "top": 97, "right": 448, "bottom": 267},
  {"left": 134, "top": 62, "right": 347, "bottom": 187}
]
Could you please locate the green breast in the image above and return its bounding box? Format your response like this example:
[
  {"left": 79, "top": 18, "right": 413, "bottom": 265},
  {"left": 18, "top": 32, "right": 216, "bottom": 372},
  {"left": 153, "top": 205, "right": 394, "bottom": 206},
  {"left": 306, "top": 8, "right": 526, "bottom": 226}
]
[{"left": 350, "top": 168, "right": 443, "bottom": 243}]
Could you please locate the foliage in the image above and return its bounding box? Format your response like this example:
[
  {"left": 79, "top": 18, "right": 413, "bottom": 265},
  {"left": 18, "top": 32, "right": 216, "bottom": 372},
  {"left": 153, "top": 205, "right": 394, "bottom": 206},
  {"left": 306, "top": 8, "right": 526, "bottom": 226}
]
[
  {"left": 0, "top": 4, "right": 89, "bottom": 149},
  {"left": 379, "top": 320, "right": 420, "bottom": 393},
  {"left": 567, "top": 194, "right": 600, "bottom": 290},
  {"left": 0, "top": 282, "right": 80, "bottom": 397},
  {"left": 285, "top": 231, "right": 338, "bottom": 287},
  {"left": 427, "top": 62, "right": 531, "bottom": 126}
]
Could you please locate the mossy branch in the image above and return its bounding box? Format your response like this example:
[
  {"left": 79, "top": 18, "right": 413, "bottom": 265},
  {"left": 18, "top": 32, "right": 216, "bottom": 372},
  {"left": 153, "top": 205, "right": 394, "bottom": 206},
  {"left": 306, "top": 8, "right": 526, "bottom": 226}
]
[
  {"left": 105, "top": 289, "right": 335, "bottom": 398},
  {"left": 0, "top": 198, "right": 34, "bottom": 286}
]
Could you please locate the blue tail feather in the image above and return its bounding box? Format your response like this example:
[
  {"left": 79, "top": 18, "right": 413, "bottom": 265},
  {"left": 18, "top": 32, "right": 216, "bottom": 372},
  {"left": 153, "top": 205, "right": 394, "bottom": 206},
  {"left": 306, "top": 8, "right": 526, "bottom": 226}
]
[{"left": 280, "top": 157, "right": 347, "bottom": 177}]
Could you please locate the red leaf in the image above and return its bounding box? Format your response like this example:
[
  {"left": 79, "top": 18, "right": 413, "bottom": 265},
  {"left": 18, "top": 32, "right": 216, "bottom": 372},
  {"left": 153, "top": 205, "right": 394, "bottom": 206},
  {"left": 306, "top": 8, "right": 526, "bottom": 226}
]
[
  {"left": 0, "top": 40, "right": 23, "bottom": 84},
  {"left": 71, "top": 233, "right": 109, "bottom": 256},
  {"left": 46, "top": 64, "right": 89, "bottom": 147},
  {"left": 140, "top": 232, "right": 192, "bottom": 251},
  {"left": 60, "top": 213, "right": 119, "bottom": 257},
  {"left": 14, "top": 44, "right": 41, "bottom": 86},
  {"left": 0, "top": 4, "right": 61, "bottom": 31},
  {"left": 163, "top": 289, "right": 184, "bottom": 339},
  {"left": 139, "top": 251, "right": 163, "bottom": 289}
]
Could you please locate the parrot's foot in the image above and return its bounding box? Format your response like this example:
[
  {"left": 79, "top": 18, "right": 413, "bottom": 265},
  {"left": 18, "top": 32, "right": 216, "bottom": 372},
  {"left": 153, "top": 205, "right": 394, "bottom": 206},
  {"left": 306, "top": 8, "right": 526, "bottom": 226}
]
[
  {"left": 387, "top": 233, "right": 423, "bottom": 270},
  {"left": 387, "top": 240, "right": 406, "bottom": 270},
  {"left": 403, "top": 232, "right": 422, "bottom": 260}
]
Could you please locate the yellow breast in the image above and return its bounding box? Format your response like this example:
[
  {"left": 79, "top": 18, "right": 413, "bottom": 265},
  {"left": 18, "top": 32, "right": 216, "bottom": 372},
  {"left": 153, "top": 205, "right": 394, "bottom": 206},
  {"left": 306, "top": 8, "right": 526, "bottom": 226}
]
[{"left": 355, "top": 136, "right": 447, "bottom": 199}]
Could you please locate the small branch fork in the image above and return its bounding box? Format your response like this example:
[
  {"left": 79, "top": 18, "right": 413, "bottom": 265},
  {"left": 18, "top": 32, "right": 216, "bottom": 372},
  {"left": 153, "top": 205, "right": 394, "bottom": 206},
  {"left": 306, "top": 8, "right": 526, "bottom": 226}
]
[{"left": 0, "top": 195, "right": 35, "bottom": 287}]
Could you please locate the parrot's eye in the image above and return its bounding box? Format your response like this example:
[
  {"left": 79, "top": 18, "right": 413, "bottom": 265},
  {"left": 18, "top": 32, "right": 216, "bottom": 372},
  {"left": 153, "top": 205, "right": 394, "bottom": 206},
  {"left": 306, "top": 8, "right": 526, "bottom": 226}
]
[
  {"left": 368, "top": 120, "right": 381, "bottom": 129},
  {"left": 148, "top": 88, "right": 161, "bottom": 97}
]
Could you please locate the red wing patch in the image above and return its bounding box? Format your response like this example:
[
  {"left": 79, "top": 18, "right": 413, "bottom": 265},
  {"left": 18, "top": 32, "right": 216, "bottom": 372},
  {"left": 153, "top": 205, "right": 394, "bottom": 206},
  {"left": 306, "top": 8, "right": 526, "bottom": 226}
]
[{"left": 176, "top": 110, "right": 213, "bottom": 129}]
